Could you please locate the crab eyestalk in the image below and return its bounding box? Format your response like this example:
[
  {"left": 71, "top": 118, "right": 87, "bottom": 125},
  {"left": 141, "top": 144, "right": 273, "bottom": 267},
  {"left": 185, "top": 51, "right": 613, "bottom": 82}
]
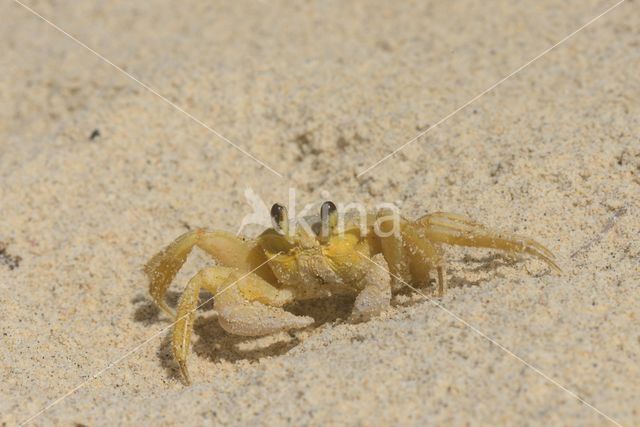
[
  {"left": 271, "top": 203, "right": 289, "bottom": 236},
  {"left": 320, "top": 201, "right": 337, "bottom": 242}
]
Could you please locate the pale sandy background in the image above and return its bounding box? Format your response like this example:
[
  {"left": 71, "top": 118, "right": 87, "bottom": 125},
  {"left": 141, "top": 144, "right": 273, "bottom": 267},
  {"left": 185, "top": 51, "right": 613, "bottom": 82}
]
[{"left": 1, "top": 0, "right": 639, "bottom": 425}]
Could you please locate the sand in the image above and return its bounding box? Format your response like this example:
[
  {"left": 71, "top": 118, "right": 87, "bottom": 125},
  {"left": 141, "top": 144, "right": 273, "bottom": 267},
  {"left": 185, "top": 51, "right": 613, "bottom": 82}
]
[{"left": 1, "top": 0, "right": 639, "bottom": 425}]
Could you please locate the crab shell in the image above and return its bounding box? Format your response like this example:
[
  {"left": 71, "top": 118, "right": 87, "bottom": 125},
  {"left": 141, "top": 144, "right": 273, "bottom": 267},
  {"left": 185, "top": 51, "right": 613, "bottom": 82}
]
[{"left": 257, "top": 212, "right": 381, "bottom": 299}]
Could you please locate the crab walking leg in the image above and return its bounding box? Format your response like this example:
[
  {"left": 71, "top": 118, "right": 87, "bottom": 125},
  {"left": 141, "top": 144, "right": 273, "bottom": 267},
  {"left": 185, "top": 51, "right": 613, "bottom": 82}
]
[
  {"left": 145, "top": 229, "right": 277, "bottom": 316},
  {"left": 402, "top": 223, "right": 448, "bottom": 296},
  {"left": 436, "top": 266, "right": 446, "bottom": 297},
  {"left": 416, "top": 212, "right": 561, "bottom": 273},
  {"left": 173, "top": 267, "right": 308, "bottom": 384},
  {"left": 377, "top": 214, "right": 412, "bottom": 291},
  {"left": 173, "top": 266, "right": 235, "bottom": 383},
  {"left": 351, "top": 254, "right": 392, "bottom": 322}
]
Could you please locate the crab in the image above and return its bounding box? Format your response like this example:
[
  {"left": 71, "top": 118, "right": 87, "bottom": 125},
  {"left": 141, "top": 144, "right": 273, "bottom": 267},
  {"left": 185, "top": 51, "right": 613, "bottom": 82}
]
[{"left": 145, "top": 202, "right": 560, "bottom": 383}]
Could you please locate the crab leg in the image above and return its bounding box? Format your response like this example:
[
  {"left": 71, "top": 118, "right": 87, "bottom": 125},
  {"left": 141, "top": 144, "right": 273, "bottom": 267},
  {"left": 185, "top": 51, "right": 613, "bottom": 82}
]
[
  {"left": 415, "top": 212, "right": 561, "bottom": 273},
  {"left": 376, "top": 214, "right": 412, "bottom": 291},
  {"left": 402, "top": 223, "right": 447, "bottom": 296},
  {"left": 173, "top": 267, "right": 311, "bottom": 384},
  {"left": 144, "top": 229, "right": 277, "bottom": 316}
]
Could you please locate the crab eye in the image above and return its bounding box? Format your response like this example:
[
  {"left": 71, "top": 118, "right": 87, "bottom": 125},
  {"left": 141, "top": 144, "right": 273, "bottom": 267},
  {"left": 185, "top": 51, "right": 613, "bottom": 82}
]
[
  {"left": 320, "top": 201, "right": 337, "bottom": 241},
  {"left": 270, "top": 203, "right": 289, "bottom": 235}
]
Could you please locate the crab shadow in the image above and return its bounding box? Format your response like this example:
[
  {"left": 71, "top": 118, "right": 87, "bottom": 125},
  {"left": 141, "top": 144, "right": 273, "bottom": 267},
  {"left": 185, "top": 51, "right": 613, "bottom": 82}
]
[
  {"left": 133, "top": 253, "right": 519, "bottom": 380},
  {"left": 460, "top": 252, "right": 522, "bottom": 272},
  {"left": 133, "top": 291, "right": 354, "bottom": 381},
  {"left": 391, "top": 253, "right": 519, "bottom": 308}
]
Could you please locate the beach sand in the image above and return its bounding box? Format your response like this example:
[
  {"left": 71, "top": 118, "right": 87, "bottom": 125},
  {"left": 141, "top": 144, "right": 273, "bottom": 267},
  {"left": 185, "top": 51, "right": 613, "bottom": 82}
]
[{"left": 1, "top": 0, "right": 638, "bottom": 425}]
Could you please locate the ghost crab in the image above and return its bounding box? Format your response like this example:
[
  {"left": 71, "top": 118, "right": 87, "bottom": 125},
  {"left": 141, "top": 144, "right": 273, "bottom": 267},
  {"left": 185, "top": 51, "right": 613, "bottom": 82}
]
[{"left": 145, "top": 202, "right": 560, "bottom": 383}]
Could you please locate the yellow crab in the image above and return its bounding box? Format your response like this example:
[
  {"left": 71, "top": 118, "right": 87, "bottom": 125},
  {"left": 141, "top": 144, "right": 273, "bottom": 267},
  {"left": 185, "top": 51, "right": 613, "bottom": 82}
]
[{"left": 145, "top": 202, "right": 560, "bottom": 383}]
